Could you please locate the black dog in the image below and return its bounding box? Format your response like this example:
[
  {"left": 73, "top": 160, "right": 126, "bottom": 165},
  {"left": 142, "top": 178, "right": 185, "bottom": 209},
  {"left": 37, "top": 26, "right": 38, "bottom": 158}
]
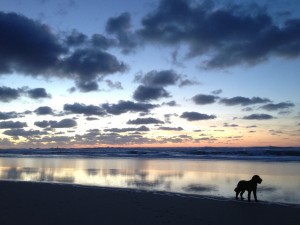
[{"left": 234, "top": 175, "right": 262, "bottom": 202}]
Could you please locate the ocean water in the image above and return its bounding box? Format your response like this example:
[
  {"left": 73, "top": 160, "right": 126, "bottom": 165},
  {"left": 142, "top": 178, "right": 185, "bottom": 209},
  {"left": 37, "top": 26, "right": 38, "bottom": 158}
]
[{"left": 0, "top": 147, "right": 299, "bottom": 205}]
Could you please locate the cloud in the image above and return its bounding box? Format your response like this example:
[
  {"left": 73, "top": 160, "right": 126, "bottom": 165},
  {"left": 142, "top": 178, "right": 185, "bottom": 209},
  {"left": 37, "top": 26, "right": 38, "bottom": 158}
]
[
  {"left": 104, "top": 126, "right": 149, "bottom": 133},
  {"left": 34, "top": 119, "right": 77, "bottom": 128},
  {"left": 192, "top": 94, "right": 218, "bottom": 105},
  {"left": 260, "top": 102, "right": 295, "bottom": 111},
  {"left": 34, "top": 106, "right": 54, "bottom": 115},
  {"left": 0, "top": 86, "right": 20, "bottom": 102},
  {"left": 133, "top": 85, "right": 170, "bottom": 102},
  {"left": 27, "top": 88, "right": 51, "bottom": 99},
  {"left": 220, "top": 96, "right": 271, "bottom": 106},
  {"left": 106, "top": 12, "right": 138, "bottom": 53},
  {"left": 162, "top": 100, "right": 178, "bottom": 107},
  {"left": 64, "top": 29, "right": 87, "bottom": 47},
  {"left": 180, "top": 112, "right": 216, "bottom": 121},
  {"left": 243, "top": 114, "right": 274, "bottom": 120},
  {"left": 0, "top": 12, "right": 127, "bottom": 92},
  {"left": 158, "top": 126, "right": 183, "bottom": 131},
  {"left": 0, "top": 121, "right": 27, "bottom": 129},
  {"left": 101, "top": 100, "right": 158, "bottom": 115},
  {"left": 3, "top": 129, "right": 46, "bottom": 137},
  {"left": 60, "top": 48, "right": 127, "bottom": 92},
  {"left": 135, "top": 70, "right": 180, "bottom": 87},
  {"left": 138, "top": 0, "right": 300, "bottom": 68},
  {"left": 211, "top": 89, "right": 222, "bottom": 95},
  {"left": 105, "top": 79, "right": 123, "bottom": 90},
  {"left": 0, "top": 112, "right": 21, "bottom": 120},
  {"left": 64, "top": 103, "right": 106, "bottom": 116},
  {"left": 223, "top": 123, "right": 239, "bottom": 127},
  {"left": 0, "top": 12, "right": 66, "bottom": 75},
  {"left": 127, "top": 117, "right": 164, "bottom": 125}
]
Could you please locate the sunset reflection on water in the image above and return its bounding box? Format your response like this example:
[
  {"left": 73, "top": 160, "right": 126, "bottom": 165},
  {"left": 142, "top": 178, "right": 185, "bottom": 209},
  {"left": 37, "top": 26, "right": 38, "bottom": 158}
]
[{"left": 0, "top": 157, "right": 299, "bottom": 204}]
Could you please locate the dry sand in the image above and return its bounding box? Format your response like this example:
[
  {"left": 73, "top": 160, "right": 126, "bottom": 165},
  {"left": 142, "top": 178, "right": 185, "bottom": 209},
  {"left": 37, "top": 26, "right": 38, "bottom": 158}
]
[{"left": 0, "top": 181, "right": 299, "bottom": 225}]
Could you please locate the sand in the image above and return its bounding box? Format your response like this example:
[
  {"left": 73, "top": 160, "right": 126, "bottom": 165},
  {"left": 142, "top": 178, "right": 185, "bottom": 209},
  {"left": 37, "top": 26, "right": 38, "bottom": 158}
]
[{"left": 0, "top": 181, "right": 299, "bottom": 225}]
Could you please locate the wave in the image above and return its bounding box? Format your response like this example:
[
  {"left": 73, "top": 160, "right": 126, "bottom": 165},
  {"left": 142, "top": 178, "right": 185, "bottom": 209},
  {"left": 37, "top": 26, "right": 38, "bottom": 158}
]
[{"left": 0, "top": 146, "right": 300, "bottom": 161}]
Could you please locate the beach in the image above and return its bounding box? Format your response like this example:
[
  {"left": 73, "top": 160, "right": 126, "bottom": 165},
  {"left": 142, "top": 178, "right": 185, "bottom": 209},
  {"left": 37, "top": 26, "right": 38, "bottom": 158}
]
[{"left": 0, "top": 181, "right": 299, "bottom": 225}]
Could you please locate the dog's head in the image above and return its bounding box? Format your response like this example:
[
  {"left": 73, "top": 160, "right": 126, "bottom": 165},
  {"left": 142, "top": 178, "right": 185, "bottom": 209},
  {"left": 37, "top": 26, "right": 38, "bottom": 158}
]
[{"left": 252, "top": 175, "right": 262, "bottom": 184}]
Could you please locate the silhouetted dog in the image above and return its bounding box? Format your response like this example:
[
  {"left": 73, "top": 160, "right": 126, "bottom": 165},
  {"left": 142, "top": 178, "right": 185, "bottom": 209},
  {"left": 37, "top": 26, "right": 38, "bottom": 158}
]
[{"left": 234, "top": 175, "right": 262, "bottom": 202}]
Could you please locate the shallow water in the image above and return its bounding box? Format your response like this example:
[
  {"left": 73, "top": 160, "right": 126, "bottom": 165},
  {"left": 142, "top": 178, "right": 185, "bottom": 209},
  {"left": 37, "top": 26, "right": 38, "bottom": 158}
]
[{"left": 0, "top": 157, "right": 299, "bottom": 205}]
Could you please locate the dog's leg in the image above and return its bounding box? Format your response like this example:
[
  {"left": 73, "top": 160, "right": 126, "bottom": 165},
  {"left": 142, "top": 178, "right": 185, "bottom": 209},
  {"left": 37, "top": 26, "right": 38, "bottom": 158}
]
[
  {"left": 253, "top": 189, "right": 258, "bottom": 202},
  {"left": 248, "top": 190, "right": 252, "bottom": 202},
  {"left": 235, "top": 190, "right": 239, "bottom": 200},
  {"left": 240, "top": 190, "right": 245, "bottom": 200}
]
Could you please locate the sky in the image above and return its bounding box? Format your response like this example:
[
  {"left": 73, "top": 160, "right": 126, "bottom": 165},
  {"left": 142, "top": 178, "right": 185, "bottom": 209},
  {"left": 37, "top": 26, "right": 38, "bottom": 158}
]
[{"left": 0, "top": 0, "right": 299, "bottom": 148}]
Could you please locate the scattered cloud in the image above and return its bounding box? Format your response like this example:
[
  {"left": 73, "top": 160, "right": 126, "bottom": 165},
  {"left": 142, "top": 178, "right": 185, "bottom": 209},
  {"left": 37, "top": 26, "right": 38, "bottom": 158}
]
[
  {"left": 3, "top": 129, "right": 47, "bottom": 137},
  {"left": 26, "top": 88, "right": 51, "bottom": 99},
  {"left": 243, "top": 114, "right": 274, "bottom": 120},
  {"left": 133, "top": 85, "right": 171, "bottom": 102},
  {"left": 158, "top": 126, "right": 183, "bottom": 131},
  {"left": 127, "top": 117, "right": 164, "bottom": 125},
  {"left": 192, "top": 94, "right": 218, "bottom": 105},
  {"left": 0, "top": 86, "right": 20, "bottom": 102},
  {"left": 220, "top": 96, "right": 271, "bottom": 106},
  {"left": 34, "top": 119, "right": 77, "bottom": 128},
  {"left": 104, "top": 126, "right": 149, "bottom": 133},
  {"left": 34, "top": 106, "right": 54, "bottom": 115},
  {"left": 102, "top": 100, "right": 158, "bottom": 115},
  {"left": 64, "top": 103, "right": 106, "bottom": 116},
  {"left": 180, "top": 112, "right": 216, "bottom": 121},
  {"left": 138, "top": 0, "right": 300, "bottom": 68},
  {"left": 211, "top": 89, "right": 222, "bottom": 95},
  {"left": 260, "top": 102, "right": 295, "bottom": 111},
  {"left": 0, "top": 121, "right": 27, "bottom": 129}
]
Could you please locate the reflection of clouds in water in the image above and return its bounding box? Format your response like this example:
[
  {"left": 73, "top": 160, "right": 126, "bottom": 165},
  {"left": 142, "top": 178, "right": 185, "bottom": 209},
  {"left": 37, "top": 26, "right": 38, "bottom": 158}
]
[
  {"left": 87, "top": 169, "right": 99, "bottom": 176},
  {"left": 127, "top": 179, "right": 164, "bottom": 188},
  {"left": 183, "top": 184, "right": 218, "bottom": 192}
]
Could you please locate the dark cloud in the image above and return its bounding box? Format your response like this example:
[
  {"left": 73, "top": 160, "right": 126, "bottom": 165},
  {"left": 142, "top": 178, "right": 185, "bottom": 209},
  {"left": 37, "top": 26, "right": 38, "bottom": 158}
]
[
  {"left": 211, "top": 89, "right": 222, "bottom": 95},
  {"left": 49, "top": 118, "right": 77, "bottom": 128},
  {"left": 127, "top": 117, "right": 164, "bottom": 125},
  {"left": 104, "top": 126, "right": 149, "bottom": 133},
  {"left": 64, "top": 103, "right": 106, "bottom": 116},
  {"left": 34, "top": 119, "right": 77, "bottom": 128},
  {"left": 162, "top": 100, "right": 178, "bottom": 107},
  {"left": 0, "top": 12, "right": 127, "bottom": 92},
  {"left": 64, "top": 29, "right": 87, "bottom": 47},
  {"left": 135, "top": 70, "right": 180, "bottom": 87},
  {"left": 0, "top": 86, "right": 20, "bottom": 102},
  {"left": 91, "top": 34, "right": 116, "bottom": 49},
  {"left": 102, "top": 100, "right": 158, "bottom": 115},
  {"left": 3, "top": 129, "right": 46, "bottom": 137},
  {"left": 105, "top": 80, "right": 123, "bottom": 90},
  {"left": 138, "top": 0, "right": 300, "bottom": 68},
  {"left": 34, "top": 120, "right": 51, "bottom": 128},
  {"left": 0, "top": 121, "right": 27, "bottom": 129},
  {"left": 178, "top": 79, "right": 199, "bottom": 87},
  {"left": 260, "top": 102, "right": 295, "bottom": 111},
  {"left": 220, "top": 96, "right": 271, "bottom": 106},
  {"left": 0, "top": 12, "right": 65, "bottom": 75},
  {"left": 243, "top": 114, "right": 274, "bottom": 120},
  {"left": 180, "top": 112, "right": 216, "bottom": 121},
  {"left": 60, "top": 48, "right": 127, "bottom": 92},
  {"left": 224, "top": 123, "right": 239, "bottom": 127},
  {"left": 133, "top": 85, "right": 170, "bottom": 102},
  {"left": 27, "top": 88, "right": 51, "bottom": 99},
  {"left": 158, "top": 126, "right": 183, "bottom": 131},
  {"left": 106, "top": 12, "right": 138, "bottom": 53},
  {"left": 0, "top": 112, "right": 20, "bottom": 120},
  {"left": 34, "top": 106, "right": 54, "bottom": 115},
  {"left": 192, "top": 94, "right": 218, "bottom": 105}
]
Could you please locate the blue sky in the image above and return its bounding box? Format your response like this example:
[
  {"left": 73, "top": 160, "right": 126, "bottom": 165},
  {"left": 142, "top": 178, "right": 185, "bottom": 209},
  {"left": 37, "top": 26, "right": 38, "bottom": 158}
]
[{"left": 0, "top": 0, "right": 299, "bottom": 148}]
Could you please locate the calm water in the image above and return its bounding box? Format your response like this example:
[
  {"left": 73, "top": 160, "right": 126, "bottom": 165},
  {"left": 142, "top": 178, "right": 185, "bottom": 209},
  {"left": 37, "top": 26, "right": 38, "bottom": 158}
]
[{"left": 0, "top": 157, "right": 299, "bottom": 205}]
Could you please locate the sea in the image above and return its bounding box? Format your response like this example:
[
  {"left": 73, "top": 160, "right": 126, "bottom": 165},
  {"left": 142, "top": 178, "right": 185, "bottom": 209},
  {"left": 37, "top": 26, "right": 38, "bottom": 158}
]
[{"left": 0, "top": 146, "right": 299, "bottom": 205}]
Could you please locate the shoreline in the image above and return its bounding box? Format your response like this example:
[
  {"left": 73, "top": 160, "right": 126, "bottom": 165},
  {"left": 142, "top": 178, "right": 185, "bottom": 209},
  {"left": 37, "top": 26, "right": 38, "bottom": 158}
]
[{"left": 0, "top": 181, "right": 299, "bottom": 225}]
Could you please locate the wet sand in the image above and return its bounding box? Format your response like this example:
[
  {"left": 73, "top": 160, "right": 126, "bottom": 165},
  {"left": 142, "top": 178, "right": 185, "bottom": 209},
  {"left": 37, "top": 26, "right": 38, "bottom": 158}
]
[{"left": 0, "top": 181, "right": 299, "bottom": 225}]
